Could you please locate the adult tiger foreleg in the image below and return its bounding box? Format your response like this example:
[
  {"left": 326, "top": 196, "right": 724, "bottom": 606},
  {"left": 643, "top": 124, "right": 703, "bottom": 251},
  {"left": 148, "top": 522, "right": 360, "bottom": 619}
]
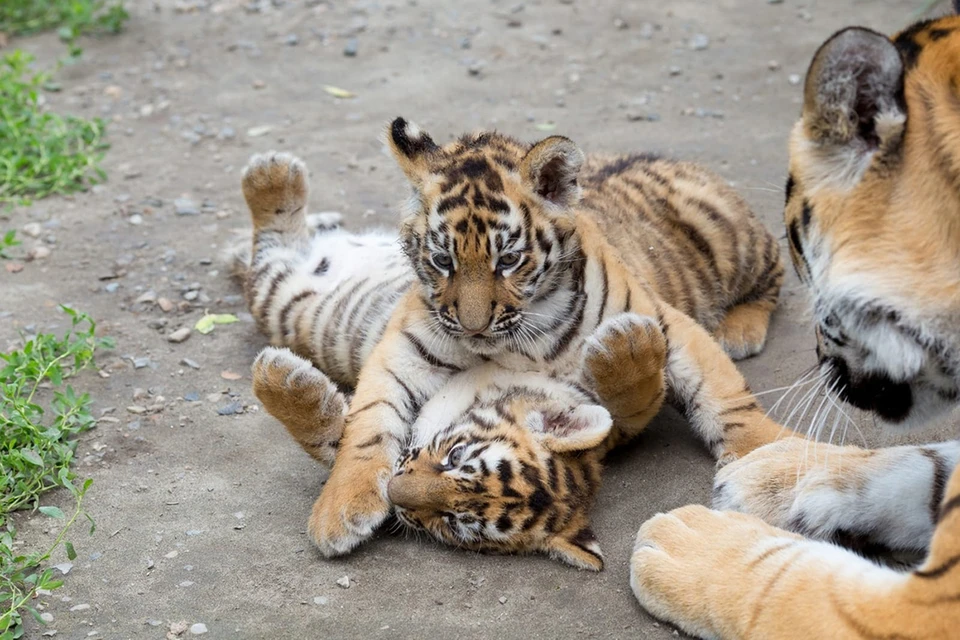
[{"left": 630, "top": 464, "right": 960, "bottom": 639}]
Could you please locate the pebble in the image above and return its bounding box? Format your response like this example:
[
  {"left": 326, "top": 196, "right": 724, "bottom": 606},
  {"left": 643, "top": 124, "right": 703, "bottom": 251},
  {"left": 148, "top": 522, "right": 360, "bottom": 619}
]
[
  {"left": 174, "top": 198, "right": 200, "bottom": 216},
  {"left": 217, "top": 401, "right": 244, "bottom": 416},
  {"left": 190, "top": 623, "right": 208, "bottom": 635},
  {"left": 129, "top": 214, "right": 143, "bottom": 226},
  {"left": 668, "top": 66, "right": 682, "bottom": 76},
  {"left": 252, "top": 80, "right": 265, "bottom": 89},
  {"left": 788, "top": 74, "right": 802, "bottom": 85},
  {"left": 22, "top": 222, "right": 42, "bottom": 238},
  {"left": 70, "top": 604, "right": 91, "bottom": 612},
  {"left": 184, "top": 392, "right": 200, "bottom": 402},
  {"left": 285, "top": 33, "right": 299, "bottom": 46},
  {"left": 336, "top": 575, "right": 351, "bottom": 589},
  {"left": 181, "top": 358, "right": 201, "bottom": 370},
  {"left": 28, "top": 246, "right": 51, "bottom": 260},
  {"left": 768, "top": 60, "right": 781, "bottom": 71},
  {"left": 343, "top": 38, "right": 358, "bottom": 57},
  {"left": 689, "top": 34, "right": 710, "bottom": 50},
  {"left": 164, "top": 550, "right": 179, "bottom": 559},
  {"left": 167, "top": 328, "right": 191, "bottom": 343},
  {"left": 498, "top": 596, "right": 507, "bottom": 604},
  {"left": 183, "top": 290, "right": 199, "bottom": 302},
  {"left": 40, "top": 612, "right": 54, "bottom": 622},
  {"left": 158, "top": 298, "right": 175, "bottom": 313},
  {"left": 638, "top": 22, "right": 655, "bottom": 39},
  {"left": 136, "top": 291, "right": 158, "bottom": 304},
  {"left": 626, "top": 111, "right": 660, "bottom": 122},
  {"left": 104, "top": 283, "right": 120, "bottom": 294},
  {"left": 613, "top": 17, "right": 628, "bottom": 30},
  {"left": 313, "top": 596, "right": 328, "bottom": 605}
]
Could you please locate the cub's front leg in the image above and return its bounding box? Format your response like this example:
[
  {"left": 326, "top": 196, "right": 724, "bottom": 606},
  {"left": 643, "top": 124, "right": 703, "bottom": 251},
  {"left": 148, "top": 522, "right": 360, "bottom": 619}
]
[
  {"left": 580, "top": 313, "right": 667, "bottom": 451},
  {"left": 307, "top": 293, "right": 468, "bottom": 556}
]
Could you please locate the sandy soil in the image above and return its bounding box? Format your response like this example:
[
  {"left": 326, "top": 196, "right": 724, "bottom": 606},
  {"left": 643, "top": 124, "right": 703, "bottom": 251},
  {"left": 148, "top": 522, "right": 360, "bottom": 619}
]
[{"left": 3, "top": 1, "right": 953, "bottom": 638}]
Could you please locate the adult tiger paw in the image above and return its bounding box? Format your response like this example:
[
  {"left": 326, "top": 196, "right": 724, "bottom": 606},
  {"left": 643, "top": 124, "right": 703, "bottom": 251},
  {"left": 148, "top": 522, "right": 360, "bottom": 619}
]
[
  {"left": 308, "top": 462, "right": 392, "bottom": 557},
  {"left": 630, "top": 505, "right": 804, "bottom": 640}
]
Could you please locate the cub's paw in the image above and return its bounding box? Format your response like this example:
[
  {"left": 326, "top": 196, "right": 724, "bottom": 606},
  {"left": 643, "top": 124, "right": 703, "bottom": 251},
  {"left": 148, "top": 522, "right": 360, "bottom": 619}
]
[
  {"left": 252, "top": 347, "right": 347, "bottom": 466},
  {"left": 308, "top": 463, "right": 392, "bottom": 556},
  {"left": 715, "top": 301, "right": 772, "bottom": 360},
  {"left": 631, "top": 505, "right": 802, "bottom": 639},
  {"left": 241, "top": 151, "right": 309, "bottom": 231},
  {"left": 582, "top": 313, "right": 667, "bottom": 397}
]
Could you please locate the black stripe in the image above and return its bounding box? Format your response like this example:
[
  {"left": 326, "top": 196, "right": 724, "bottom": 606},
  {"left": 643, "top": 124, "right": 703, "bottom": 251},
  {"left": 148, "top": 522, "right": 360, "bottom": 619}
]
[
  {"left": 402, "top": 330, "right": 462, "bottom": 371},
  {"left": 386, "top": 367, "right": 420, "bottom": 415},
  {"left": 351, "top": 399, "right": 405, "bottom": 420},
  {"left": 596, "top": 258, "right": 609, "bottom": 323},
  {"left": 278, "top": 290, "right": 314, "bottom": 339},
  {"left": 356, "top": 434, "right": 384, "bottom": 448},
  {"left": 922, "top": 448, "right": 949, "bottom": 524},
  {"left": 914, "top": 553, "right": 960, "bottom": 579},
  {"left": 939, "top": 494, "right": 960, "bottom": 522},
  {"left": 257, "top": 267, "right": 292, "bottom": 320},
  {"left": 720, "top": 400, "right": 760, "bottom": 415}
]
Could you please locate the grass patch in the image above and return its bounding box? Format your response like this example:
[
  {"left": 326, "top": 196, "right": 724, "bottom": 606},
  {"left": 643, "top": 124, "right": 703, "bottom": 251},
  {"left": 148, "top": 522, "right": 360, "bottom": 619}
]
[
  {"left": 0, "top": 307, "right": 113, "bottom": 637},
  {"left": 0, "top": 1, "right": 128, "bottom": 42},
  {"left": 0, "top": 232, "right": 18, "bottom": 260},
  {"left": 0, "top": 50, "right": 108, "bottom": 206}
]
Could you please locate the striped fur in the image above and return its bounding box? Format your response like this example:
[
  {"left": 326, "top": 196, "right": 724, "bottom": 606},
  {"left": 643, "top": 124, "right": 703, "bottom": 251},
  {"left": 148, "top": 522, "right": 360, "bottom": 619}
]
[
  {"left": 235, "top": 133, "right": 786, "bottom": 559},
  {"left": 631, "top": 14, "right": 960, "bottom": 639}
]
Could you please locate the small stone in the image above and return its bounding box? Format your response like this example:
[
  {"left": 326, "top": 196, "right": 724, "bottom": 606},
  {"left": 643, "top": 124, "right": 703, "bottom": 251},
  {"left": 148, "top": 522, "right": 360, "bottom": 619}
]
[
  {"left": 5, "top": 262, "right": 23, "bottom": 274},
  {"left": 181, "top": 358, "right": 201, "bottom": 370},
  {"left": 104, "top": 85, "right": 122, "bottom": 99},
  {"left": 343, "top": 38, "right": 358, "bottom": 57},
  {"left": 220, "top": 370, "right": 242, "bottom": 381},
  {"left": 498, "top": 596, "right": 507, "bottom": 604},
  {"left": 313, "top": 596, "right": 328, "bottom": 605},
  {"left": 184, "top": 392, "right": 200, "bottom": 402},
  {"left": 179, "top": 581, "right": 194, "bottom": 587},
  {"left": 767, "top": 0, "right": 784, "bottom": 4},
  {"left": 27, "top": 246, "right": 51, "bottom": 260},
  {"left": 467, "top": 62, "right": 484, "bottom": 77},
  {"left": 285, "top": 33, "right": 299, "bottom": 46},
  {"left": 164, "top": 550, "right": 179, "bottom": 559},
  {"left": 158, "top": 298, "right": 175, "bottom": 313},
  {"left": 174, "top": 198, "right": 200, "bottom": 216},
  {"left": 136, "top": 291, "right": 157, "bottom": 304},
  {"left": 768, "top": 60, "right": 781, "bottom": 71},
  {"left": 132, "top": 357, "right": 152, "bottom": 369},
  {"left": 22, "top": 222, "right": 42, "bottom": 238},
  {"left": 788, "top": 73, "right": 802, "bottom": 86},
  {"left": 668, "top": 66, "right": 682, "bottom": 76},
  {"left": 189, "top": 623, "right": 208, "bottom": 635},
  {"left": 251, "top": 80, "right": 265, "bottom": 89},
  {"left": 459, "top": 37, "right": 471, "bottom": 49},
  {"left": 626, "top": 111, "right": 660, "bottom": 122},
  {"left": 217, "top": 401, "right": 243, "bottom": 416},
  {"left": 127, "top": 406, "right": 147, "bottom": 415},
  {"left": 336, "top": 575, "right": 351, "bottom": 589},
  {"left": 689, "top": 34, "right": 710, "bottom": 50},
  {"left": 183, "top": 290, "right": 199, "bottom": 302},
  {"left": 613, "top": 17, "right": 628, "bottom": 30},
  {"left": 104, "top": 283, "right": 119, "bottom": 294},
  {"left": 218, "top": 126, "right": 236, "bottom": 140},
  {"left": 167, "top": 328, "right": 191, "bottom": 343},
  {"left": 247, "top": 125, "right": 273, "bottom": 137},
  {"left": 146, "top": 559, "right": 155, "bottom": 569},
  {"left": 169, "top": 621, "right": 188, "bottom": 635},
  {"left": 40, "top": 612, "right": 54, "bottom": 623},
  {"left": 186, "top": 529, "right": 204, "bottom": 536},
  {"left": 70, "top": 604, "right": 91, "bottom": 612},
  {"left": 638, "top": 22, "right": 655, "bottom": 39},
  {"left": 129, "top": 214, "right": 143, "bottom": 226}
]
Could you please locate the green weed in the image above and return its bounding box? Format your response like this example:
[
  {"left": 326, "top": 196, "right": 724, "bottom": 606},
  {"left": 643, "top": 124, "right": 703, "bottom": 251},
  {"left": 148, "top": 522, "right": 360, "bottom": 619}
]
[
  {"left": 0, "top": 1, "right": 128, "bottom": 41},
  {"left": 0, "top": 306, "right": 113, "bottom": 637},
  {"left": 0, "top": 50, "right": 108, "bottom": 206},
  {"left": 0, "top": 232, "right": 19, "bottom": 260}
]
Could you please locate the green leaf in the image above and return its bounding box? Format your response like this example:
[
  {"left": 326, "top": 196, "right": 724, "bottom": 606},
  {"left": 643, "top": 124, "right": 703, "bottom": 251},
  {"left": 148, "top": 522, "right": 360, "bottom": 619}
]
[
  {"left": 19, "top": 450, "right": 43, "bottom": 467},
  {"left": 64, "top": 541, "right": 76, "bottom": 560},
  {"left": 194, "top": 313, "right": 239, "bottom": 335},
  {"left": 38, "top": 506, "right": 65, "bottom": 519}
]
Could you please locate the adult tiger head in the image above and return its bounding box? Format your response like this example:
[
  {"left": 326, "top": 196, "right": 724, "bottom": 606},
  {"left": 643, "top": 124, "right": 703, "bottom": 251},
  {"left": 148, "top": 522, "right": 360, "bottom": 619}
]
[
  {"left": 785, "top": 14, "right": 960, "bottom": 428},
  {"left": 387, "top": 373, "right": 612, "bottom": 570},
  {"left": 386, "top": 117, "right": 585, "bottom": 356}
]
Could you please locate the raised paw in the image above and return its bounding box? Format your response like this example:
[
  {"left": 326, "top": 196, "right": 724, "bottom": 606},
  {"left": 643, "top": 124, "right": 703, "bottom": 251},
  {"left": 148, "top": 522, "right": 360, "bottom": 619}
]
[
  {"left": 241, "top": 151, "right": 309, "bottom": 231},
  {"left": 713, "top": 438, "right": 937, "bottom": 552},
  {"left": 581, "top": 314, "right": 667, "bottom": 435},
  {"left": 308, "top": 462, "right": 392, "bottom": 557},
  {"left": 252, "top": 347, "right": 347, "bottom": 466},
  {"left": 631, "top": 505, "right": 803, "bottom": 639}
]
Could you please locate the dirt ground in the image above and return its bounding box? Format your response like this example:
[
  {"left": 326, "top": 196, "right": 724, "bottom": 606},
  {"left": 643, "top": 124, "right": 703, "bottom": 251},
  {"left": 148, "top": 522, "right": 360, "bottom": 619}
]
[{"left": 4, "top": 0, "right": 956, "bottom": 638}]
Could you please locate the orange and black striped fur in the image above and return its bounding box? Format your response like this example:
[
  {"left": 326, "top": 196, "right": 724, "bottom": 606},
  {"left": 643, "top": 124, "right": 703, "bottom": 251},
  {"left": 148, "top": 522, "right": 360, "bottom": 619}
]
[
  {"left": 235, "top": 121, "right": 786, "bottom": 559},
  {"left": 631, "top": 10, "right": 960, "bottom": 639}
]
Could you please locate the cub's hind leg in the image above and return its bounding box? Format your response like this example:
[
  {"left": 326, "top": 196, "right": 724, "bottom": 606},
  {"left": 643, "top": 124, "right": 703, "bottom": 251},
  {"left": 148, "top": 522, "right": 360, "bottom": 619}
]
[
  {"left": 714, "top": 298, "right": 776, "bottom": 361},
  {"left": 581, "top": 313, "right": 667, "bottom": 452},
  {"left": 252, "top": 347, "right": 348, "bottom": 467}
]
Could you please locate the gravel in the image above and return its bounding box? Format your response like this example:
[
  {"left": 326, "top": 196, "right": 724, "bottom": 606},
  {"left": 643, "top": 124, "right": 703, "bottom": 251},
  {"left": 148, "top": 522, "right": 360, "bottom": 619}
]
[{"left": 167, "top": 327, "right": 192, "bottom": 343}]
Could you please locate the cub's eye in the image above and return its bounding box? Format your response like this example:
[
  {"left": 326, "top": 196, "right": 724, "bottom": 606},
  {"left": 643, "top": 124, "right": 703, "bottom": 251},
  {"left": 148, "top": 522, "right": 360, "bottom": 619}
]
[
  {"left": 432, "top": 253, "right": 453, "bottom": 270},
  {"left": 498, "top": 252, "right": 521, "bottom": 269},
  {"left": 446, "top": 443, "right": 466, "bottom": 467}
]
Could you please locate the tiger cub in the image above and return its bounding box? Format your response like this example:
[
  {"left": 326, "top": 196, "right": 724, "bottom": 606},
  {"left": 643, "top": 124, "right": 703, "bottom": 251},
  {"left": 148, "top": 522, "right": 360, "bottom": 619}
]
[
  {"left": 630, "top": 12, "right": 960, "bottom": 639},
  {"left": 235, "top": 131, "right": 787, "bottom": 559}
]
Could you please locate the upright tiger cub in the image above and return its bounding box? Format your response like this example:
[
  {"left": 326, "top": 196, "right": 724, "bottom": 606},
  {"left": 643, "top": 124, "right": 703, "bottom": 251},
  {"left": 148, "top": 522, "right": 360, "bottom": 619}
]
[
  {"left": 238, "top": 117, "right": 786, "bottom": 558},
  {"left": 631, "top": 10, "right": 960, "bottom": 639}
]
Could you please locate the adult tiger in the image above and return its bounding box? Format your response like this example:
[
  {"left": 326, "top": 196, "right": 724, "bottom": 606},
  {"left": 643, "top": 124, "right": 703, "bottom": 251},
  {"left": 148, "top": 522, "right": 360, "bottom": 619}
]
[
  {"left": 631, "top": 11, "right": 960, "bottom": 639},
  {"left": 233, "top": 131, "right": 785, "bottom": 558}
]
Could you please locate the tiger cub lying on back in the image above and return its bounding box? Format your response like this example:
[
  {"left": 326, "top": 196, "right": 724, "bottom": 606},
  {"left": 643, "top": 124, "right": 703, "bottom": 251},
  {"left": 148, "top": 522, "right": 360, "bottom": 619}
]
[{"left": 236, "top": 122, "right": 787, "bottom": 558}]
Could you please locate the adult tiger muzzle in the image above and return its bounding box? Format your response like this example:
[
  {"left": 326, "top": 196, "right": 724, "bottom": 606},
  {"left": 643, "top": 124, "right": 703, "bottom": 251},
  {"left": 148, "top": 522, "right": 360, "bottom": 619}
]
[{"left": 387, "top": 474, "right": 455, "bottom": 511}]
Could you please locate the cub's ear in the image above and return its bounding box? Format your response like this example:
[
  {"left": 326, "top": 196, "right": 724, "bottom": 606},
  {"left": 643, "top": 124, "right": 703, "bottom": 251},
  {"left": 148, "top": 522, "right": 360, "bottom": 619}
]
[
  {"left": 526, "top": 404, "right": 612, "bottom": 453},
  {"left": 544, "top": 527, "right": 604, "bottom": 571},
  {"left": 803, "top": 27, "right": 905, "bottom": 149},
  {"left": 385, "top": 117, "right": 440, "bottom": 186},
  {"left": 520, "top": 136, "right": 585, "bottom": 209}
]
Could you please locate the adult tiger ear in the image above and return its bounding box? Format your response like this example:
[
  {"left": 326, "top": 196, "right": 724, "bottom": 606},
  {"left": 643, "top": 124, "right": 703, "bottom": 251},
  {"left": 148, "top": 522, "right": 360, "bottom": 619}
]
[
  {"left": 802, "top": 27, "right": 905, "bottom": 151},
  {"left": 520, "top": 136, "right": 585, "bottom": 209},
  {"left": 385, "top": 117, "right": 440, "bottom": 187},
  {"left": 544, "top": 526, "right": 604, "bottom": 571},
  {"left": 525, "top": 404, "right": 612, "bottom": 453}
]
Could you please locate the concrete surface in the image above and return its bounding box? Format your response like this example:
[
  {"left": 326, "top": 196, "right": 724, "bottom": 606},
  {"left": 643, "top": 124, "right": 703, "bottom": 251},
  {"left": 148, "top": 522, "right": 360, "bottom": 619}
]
[{"left": 3, "top": 1, "right": 954, "bottom": 638}]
